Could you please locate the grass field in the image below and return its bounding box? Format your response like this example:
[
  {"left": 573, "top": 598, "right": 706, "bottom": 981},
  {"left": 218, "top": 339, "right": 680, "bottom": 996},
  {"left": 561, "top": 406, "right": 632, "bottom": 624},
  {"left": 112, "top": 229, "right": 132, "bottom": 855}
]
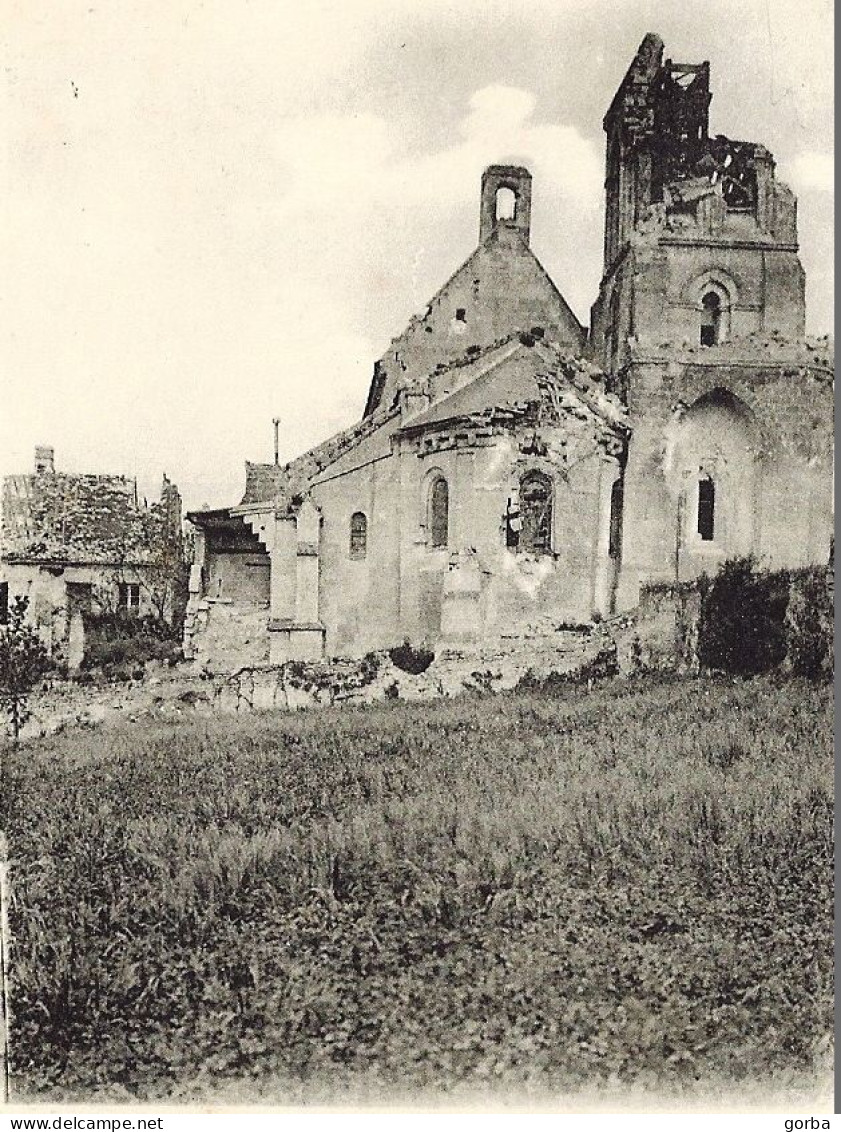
[{"left": 4, "top": 673, "right": 833, "bottom": 1104}]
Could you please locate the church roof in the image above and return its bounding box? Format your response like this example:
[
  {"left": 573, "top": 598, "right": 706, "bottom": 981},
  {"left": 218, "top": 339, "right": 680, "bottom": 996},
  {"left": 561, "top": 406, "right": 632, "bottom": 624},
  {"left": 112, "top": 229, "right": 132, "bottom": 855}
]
[
  {"left": 397, "top": 335, "right": 628, "bottom": 440},
  {"left": 237, "top": 403, "right": 401, "bottom": 509}
]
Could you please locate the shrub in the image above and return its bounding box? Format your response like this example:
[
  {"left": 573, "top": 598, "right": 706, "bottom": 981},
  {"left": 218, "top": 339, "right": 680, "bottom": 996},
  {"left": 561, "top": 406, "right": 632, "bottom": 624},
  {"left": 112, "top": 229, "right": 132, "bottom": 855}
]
[
  {"left": 82, "top": 610, "right": 182, "bottom": 679},
  {"left": 388, "top": 639, "right": 434, "bottom": 675},
  {"left": 697, "top": 556, "right": 789, "bottom": 676},
  {"left": 785, "top": 567, "right": 833, "bottom": 679},
  {"left": 0, "top": 595, "right": 51, "bottom": 741}
]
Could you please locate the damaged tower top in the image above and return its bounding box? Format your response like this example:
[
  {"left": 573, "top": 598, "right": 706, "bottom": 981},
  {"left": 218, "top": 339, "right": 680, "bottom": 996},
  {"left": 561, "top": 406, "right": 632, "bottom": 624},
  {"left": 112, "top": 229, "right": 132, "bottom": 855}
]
[{"left": 601, "top": 32, "right": 792, "bottom": 272}]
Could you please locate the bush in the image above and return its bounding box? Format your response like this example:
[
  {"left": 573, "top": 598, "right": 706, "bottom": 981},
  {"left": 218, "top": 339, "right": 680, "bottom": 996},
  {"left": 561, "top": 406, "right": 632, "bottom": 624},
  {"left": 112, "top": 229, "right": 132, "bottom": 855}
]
[
  {"left": 82, "top": 610, "right": 182, "bottom": 679},
  {"left": 388, "top": 640, "right": 434, "bottom": 675},
  {"left": 0, "top": 595, "right": 52, "bottom": 740},
  {"left": 697, "top": 556, "right": 789, "bottom": 676},
  {"left": 786, "top": 567, "right": 833, "bottom": 679}
]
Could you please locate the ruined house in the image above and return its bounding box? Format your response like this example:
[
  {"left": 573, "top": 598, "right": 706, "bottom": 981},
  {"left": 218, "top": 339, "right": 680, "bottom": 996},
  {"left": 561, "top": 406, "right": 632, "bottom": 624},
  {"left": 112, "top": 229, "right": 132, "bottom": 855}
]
[
  {"left": 1, "top": 447, "right": 184, "bottom": 668},
  {"left": 185, "top": 33, "right": 834, "bottom": 671}
]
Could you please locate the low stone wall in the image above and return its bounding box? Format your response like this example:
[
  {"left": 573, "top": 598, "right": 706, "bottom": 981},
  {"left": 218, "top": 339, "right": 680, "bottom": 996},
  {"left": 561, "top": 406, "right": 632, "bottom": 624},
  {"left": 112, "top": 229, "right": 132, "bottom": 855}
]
[
  {"left": 603, "top": 584, "right": 702, "bottom": 676},
  {"left": 605, "top": 564, "right": 834, "bottom": 677},
  {"left": 11, "top": 564, "right": 831, "bottom": 743},
  {"left": 15, "top": 624, "right": 609, "bottom": 741},
  {"left": 783, "top": 565, "right": 834, "bottom": 677}
]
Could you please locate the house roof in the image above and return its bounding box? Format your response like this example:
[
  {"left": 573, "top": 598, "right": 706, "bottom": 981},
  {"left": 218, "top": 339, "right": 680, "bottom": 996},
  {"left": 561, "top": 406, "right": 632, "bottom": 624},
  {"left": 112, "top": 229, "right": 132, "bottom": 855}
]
[{"left": 2, "top": 471, "right": 180, "bottom": 566}]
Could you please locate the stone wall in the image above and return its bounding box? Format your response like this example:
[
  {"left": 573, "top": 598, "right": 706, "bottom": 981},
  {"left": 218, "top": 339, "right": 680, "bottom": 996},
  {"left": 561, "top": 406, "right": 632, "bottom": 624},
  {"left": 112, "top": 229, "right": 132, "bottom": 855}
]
[
  {"left": 17, "top": 625, "right": 610, "bottom": 741},
  {"left": 183, "top": 599, "right": 270, "bottom": 673},
  {"left": 606, "top": 584, "right": 701, "bottom": 675},
  {"left": 3, "top": 560, "right": 173, "bottom": 667},
  {"left": 608, "top": 564, "right": 834, "bottom": 677},
  {"left": 615, "top": 346, "right": 833, "bottom": 610},
  {"left": 308, "top": 415, "right": 619, "bottom": 658}
]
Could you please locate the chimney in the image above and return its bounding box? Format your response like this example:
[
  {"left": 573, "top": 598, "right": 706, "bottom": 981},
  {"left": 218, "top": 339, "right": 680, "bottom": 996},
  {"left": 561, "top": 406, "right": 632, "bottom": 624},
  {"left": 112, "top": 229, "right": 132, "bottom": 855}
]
[
  {"left": 34, "top": 446, "right": 55, "bottom": 475},
  {"left": 479, "top": 165, "right": 532, "bottom": 245}
]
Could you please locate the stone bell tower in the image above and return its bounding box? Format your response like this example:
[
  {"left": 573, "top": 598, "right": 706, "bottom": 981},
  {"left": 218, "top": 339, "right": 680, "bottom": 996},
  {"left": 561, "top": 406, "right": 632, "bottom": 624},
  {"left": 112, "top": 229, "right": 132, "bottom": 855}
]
[{"left": 591, "top": 32, "right": 805, "bottom": 378}]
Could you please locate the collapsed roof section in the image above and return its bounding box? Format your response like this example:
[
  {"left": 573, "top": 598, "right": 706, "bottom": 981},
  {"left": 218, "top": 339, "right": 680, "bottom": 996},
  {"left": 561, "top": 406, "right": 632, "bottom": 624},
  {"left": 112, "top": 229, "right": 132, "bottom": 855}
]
[
  {"left": 603, "top": 33, "right": 795, "bottom": 270},
  {"left": 397, "top": 334, "right": 628, "bottom": 447},
  {"left": 2, "top": 461, "right": 181, "bottom": 567}
]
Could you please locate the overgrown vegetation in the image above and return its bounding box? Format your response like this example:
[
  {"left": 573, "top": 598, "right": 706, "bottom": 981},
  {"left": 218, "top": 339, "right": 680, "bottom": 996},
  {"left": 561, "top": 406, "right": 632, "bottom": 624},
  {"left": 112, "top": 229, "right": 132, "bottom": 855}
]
[
  {"left": 388, "top": 639, "right": 435, "bottom": 675},
  {"left": 5, "top": 676, "right": 832, "bottom": 1102},
  {"left": 0, "top": 595, "right": 51, "bottom": 742},
  {"left": 81, "top": 610, "right": 182, "bottom": 681},
  {"left": 696, "top": 556, "right": 789, "bottom": 675},
  {"left": 516, "top": 645, "right": 619, "bottom": 693},
  {"left": 696, "top": 556, "right": 832, "bottom": 679}
]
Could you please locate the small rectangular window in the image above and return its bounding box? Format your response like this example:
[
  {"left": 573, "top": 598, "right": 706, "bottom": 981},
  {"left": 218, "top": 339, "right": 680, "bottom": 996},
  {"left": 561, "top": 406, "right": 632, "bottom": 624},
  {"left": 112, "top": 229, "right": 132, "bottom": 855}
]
[
  {"left": 429, "top": 478, "right": 449, "bottom": 549},
  {"left": 455, "top": 308, "right": 466, "bottom": 322},
  {"left": 118, "top": 582, "right": 141, "bottom": 610},
  {"left": 608, "top": 479, "right": 623, "bottom": 559},
  {"left": 0, "top": 582, "right": 8, "bottom": 625}
]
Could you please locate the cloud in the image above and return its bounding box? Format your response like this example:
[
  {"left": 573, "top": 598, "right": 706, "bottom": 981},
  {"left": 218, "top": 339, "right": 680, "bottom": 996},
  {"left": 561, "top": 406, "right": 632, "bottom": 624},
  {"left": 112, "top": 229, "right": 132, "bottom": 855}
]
[
  {"left": 2, "top": 49, "right": 603, "bottom": 509},
  {"left": 269, "top": 84, "right": 601, "bottom": 215}
]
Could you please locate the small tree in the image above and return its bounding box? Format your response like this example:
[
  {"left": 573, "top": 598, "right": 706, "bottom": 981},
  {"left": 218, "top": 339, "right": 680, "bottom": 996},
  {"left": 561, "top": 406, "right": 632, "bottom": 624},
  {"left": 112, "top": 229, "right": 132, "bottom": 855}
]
[{"left": 0, "top": 595, "right": 51, "bottom": 743}]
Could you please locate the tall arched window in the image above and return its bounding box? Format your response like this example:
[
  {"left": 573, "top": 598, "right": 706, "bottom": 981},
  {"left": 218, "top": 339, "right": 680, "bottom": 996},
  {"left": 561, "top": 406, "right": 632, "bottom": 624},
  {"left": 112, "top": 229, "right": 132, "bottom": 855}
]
[
  {"left": 428, "top": 476, "right": 449, "bottom": 549},
  {"left": 608, "top": 478, "right": 624, "bottom": 559},
  {"left": 495, "top": 186, "right": 517, "bottom": 221},
  {"left": 697, "top": 475, "right": 715, "bottom": 541},
  {"left": 519, "top": 470, "right": 553, "bottom": 555},
  {"left": 349, "top": 511, "right": 367, "bottom": 559},
  {"left": 700, "top": 292, "right": 722, "bottom": 346}
]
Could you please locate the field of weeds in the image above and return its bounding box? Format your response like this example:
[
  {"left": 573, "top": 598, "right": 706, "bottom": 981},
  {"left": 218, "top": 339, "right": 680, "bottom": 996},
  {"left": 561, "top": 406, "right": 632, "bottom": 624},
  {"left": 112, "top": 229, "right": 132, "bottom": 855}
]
[{"left": 4, "top": 674, "right": 833, "bottom": 1104}]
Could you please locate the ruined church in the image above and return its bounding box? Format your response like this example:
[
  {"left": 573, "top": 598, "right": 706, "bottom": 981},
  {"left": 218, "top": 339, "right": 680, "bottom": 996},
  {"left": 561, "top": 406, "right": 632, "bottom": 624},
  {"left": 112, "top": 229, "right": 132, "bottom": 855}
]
[{"left": 184, "top": 33, "right": 834, "bottom": 670}]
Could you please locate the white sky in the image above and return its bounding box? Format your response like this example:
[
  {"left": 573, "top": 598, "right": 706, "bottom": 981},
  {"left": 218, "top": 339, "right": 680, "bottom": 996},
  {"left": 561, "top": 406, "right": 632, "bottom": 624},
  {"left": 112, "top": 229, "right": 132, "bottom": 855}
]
[{"left": 1, "top": 0, "right": 833, "bottom": 512}]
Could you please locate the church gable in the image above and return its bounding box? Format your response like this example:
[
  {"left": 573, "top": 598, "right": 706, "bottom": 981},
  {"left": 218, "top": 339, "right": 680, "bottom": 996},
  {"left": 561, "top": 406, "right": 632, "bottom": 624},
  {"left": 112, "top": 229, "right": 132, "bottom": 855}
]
[{"left": 363, "top": 165, "right": 585, "bottom": 417}]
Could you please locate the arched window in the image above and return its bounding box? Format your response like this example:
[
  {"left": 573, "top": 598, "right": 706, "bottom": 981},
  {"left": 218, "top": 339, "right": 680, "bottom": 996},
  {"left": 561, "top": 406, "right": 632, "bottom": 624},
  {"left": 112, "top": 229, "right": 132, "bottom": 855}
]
[
  {"left": 428, "top": 476, "right": 449, "bottom": 549},
  {"left": 697, "top": 475, "right": 715, "bottom": 541},
  {"left": 519, "top": 470, "right": 553, "bottom": 555},
  {"left": 349, "top": 511, "right": 367, "bottom": 559},
  {"left": 608, "top": 478, "right": 624, "bottom": 559},
  {"left": 700, "top": 291, "right": 722, "bottom": 346},
  {"left": 495, "top": 186, "right": 517, "bottom": 221}
]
